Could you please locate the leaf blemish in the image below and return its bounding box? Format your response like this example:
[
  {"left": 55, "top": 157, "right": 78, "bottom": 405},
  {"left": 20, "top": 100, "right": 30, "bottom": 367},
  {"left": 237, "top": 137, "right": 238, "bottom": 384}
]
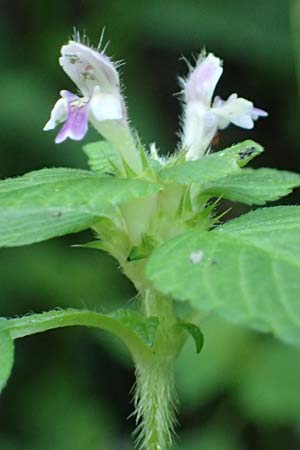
[
  {"left": 50, "top": 211, "right": 62, "bottom": 218},
  {"left": 238, "top": 146, "right": 255, "bottom": 160},
  {"left": 189, "top": 250, "right": 204, "bottom": 264}
]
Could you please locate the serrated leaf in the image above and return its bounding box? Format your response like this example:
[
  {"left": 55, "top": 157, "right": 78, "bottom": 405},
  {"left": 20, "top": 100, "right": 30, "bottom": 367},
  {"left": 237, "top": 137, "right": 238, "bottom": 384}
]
[
  {"left": 177, "top": 321, "right": 204, "bottom": 353},
  {"left": 83, "top": 141, "right": 120, "bottom": 174},
  {"left": 0, "top": 168, "right": 161, "bottom": 247},
  {"left": 147, "top": 206, "right": 300, "bottom": 346},
  {"left": 203, "top": 168, "right": 300, "bottom": 205},
  {"left": 158, "top": 140, "right": 262, "bottom": 185},
  {"left": 0, "top": 328, "right": 14, "bottom": 393},
  {"left": 112, "top": 310, "right": 159, "bottom": 348}
]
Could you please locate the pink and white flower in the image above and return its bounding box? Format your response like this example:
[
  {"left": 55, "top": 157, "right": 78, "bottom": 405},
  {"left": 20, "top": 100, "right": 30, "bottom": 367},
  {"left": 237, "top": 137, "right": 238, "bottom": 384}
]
[
  {"left": 182, "top": 53, "right": 268, "bottom": 160},
  {"left": 44, "top": 41, "right": 124, "bottom": 143}
]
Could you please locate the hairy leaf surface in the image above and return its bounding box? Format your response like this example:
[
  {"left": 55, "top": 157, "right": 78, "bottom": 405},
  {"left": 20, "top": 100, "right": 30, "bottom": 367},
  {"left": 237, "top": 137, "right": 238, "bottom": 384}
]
[
  {"left": 0, "top": 168, "right": 161, "bottom": 247},
  {"left": 83, "top": 141, "right": 120, "bottom": 173},
  {"left": 0, "top": 308, "right": 159, "bottom": 355},
  {"left": 147, "top": 206, "right": 300, "bottom": 346},
  {"left": 158, "top": 140, "right": 263, "bottom": 184},
  {"left": 203, "top": 168, "right": 300, "bottom": 205}
]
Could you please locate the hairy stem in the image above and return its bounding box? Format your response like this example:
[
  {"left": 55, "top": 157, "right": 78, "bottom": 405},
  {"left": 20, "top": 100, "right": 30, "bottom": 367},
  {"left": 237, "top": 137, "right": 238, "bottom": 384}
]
[
  {"left": 134, "top": 358, "right": 177, "bottom": 450},
  {"left": 133, "top": 290, "right": 180, "bottom": 450}
]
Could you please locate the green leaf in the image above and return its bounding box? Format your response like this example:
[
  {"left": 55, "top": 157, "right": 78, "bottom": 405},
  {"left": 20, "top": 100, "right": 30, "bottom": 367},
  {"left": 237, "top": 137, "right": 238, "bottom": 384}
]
[
  {"left": 111, "top": 310, "right": 159, "bottom": 348},
  {"left": 147, "top": 206, "right": 300, "bottom": 346},
  {"left": 213, "top": 140, "right": 264, "bottom": 167},
  {"left": 0, "top": 168, "right": 161, "bottom": 247},
  {"left": 1, "top": 308, "right": 158, "bottom": 363},
  {"left": 158, "top": 140, "right": 262, "bottom": 185},
  {"left": 177, "top": 321, "right": 204, "bottom": 353},
  {"left": 203, "top": 168, "right": 300, "bottom": 205},
  {"left": 127, "top": 234, "right": 158, "bottom": 261},
  {"left": 0, "top": 327, "right": 14, "bottom": 393},
  {"left": 83, "top": 141, "right": 120, "bottom": 174}
]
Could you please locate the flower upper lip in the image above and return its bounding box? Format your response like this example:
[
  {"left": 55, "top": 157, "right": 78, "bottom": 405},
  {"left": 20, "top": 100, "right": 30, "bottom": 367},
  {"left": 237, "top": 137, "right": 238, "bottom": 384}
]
[{"left": 185, "top": 53, "right": 223, "bottom": 104}]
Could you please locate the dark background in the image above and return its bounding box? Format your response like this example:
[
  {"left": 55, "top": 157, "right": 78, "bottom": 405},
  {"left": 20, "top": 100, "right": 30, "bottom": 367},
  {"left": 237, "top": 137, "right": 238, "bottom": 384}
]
[{"left": 0, "top": 0, "right": 300, "bottom": 449}]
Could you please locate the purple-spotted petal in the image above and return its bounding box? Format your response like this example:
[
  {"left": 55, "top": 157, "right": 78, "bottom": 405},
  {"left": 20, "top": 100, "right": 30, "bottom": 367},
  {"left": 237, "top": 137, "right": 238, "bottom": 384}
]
[
  {"left": 59, "top": 41, "right": 119, "bottom": 97},
  {"left": 185, "top": 53, "right": 223, "bottom": 105},
  {"left": 55, "top": 93, "right": 89, "bottom": 144}
]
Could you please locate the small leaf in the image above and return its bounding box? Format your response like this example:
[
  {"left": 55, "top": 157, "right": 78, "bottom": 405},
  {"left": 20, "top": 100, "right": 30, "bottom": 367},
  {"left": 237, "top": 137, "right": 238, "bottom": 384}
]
[
  {"left": 112, "top": 310, "right": 159, "bottom": 348},
  {"left": 203, "top": 168, "right": 300, "bottom": 205},
  {"left": 146, "top": 206, "right": 300, "bottom": 346},
  {"left": 83, "top": 141, "right": 120, "bottom": 174},
  {"left": 127, "top": 233, "right": 158, "bottom": 261},
  {"left": 0, "top": 168, "right": 161, "bottom": 247},
  {"left": 127, "top": 245, "right": 146, "bottom": 261},
  {"left": 177, "top": 321, "right": 204, "bottom": 353},
  {"left": 0, "top": 327, "right": 14, "bottom": 393},
  {"left": 158, "top": 140, "right": 262, "bottom": 185}
]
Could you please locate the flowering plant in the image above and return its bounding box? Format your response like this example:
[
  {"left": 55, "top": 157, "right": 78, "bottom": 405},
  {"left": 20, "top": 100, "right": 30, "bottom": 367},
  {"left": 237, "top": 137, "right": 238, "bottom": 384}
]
[{"left": 1, "top": 33, "right": 300, "bottom": 450}]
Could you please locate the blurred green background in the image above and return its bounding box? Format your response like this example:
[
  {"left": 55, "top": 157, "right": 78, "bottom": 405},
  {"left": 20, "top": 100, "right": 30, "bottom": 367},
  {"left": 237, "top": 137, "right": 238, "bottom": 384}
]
[{"left": 1, "top": 0, "right": 300, "bottom": 449}]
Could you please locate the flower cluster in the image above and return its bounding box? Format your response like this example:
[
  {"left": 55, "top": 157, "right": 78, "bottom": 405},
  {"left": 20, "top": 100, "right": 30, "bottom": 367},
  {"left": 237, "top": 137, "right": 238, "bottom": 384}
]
[{"left": 44, "top": 40, "right": 267, "bottom": 161}]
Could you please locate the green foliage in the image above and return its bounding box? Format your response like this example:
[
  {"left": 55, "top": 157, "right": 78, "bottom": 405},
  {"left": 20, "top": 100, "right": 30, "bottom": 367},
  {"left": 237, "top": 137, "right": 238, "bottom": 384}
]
[
  {"left": 0, "top": 168, "right": 161, "bottom": 247},
  {"left": 203, "top": 168, "right": 300, "bottom": 205},
  {"left": 0, "top": 308, "right": 160, "bottom": 395},
  {"left": 112, "top": 310, "right": 159, "bottom": 348},
  {"left": 83, "top": 140, "right": 120, "bottom": 174},
  {"left": 147, "top": 206, "right": 300, "bottom": 346},
  {"left": 159, "top": 141, "right": 300, "bottom": 205},
  {"left": 176, "top": 321, "right": 204, "bottom": 354},
  {"left": 1, "top": 1, "right": 299, "bottom": 448},
  {"left": 1, "top": 308, "right": 159, "bottom": 358},
  {"left": 0, "top": 327, "right": 14, "bottom": 394},
  {"left": 158, "top": 141, "right": 263, "bottom": 184}
]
